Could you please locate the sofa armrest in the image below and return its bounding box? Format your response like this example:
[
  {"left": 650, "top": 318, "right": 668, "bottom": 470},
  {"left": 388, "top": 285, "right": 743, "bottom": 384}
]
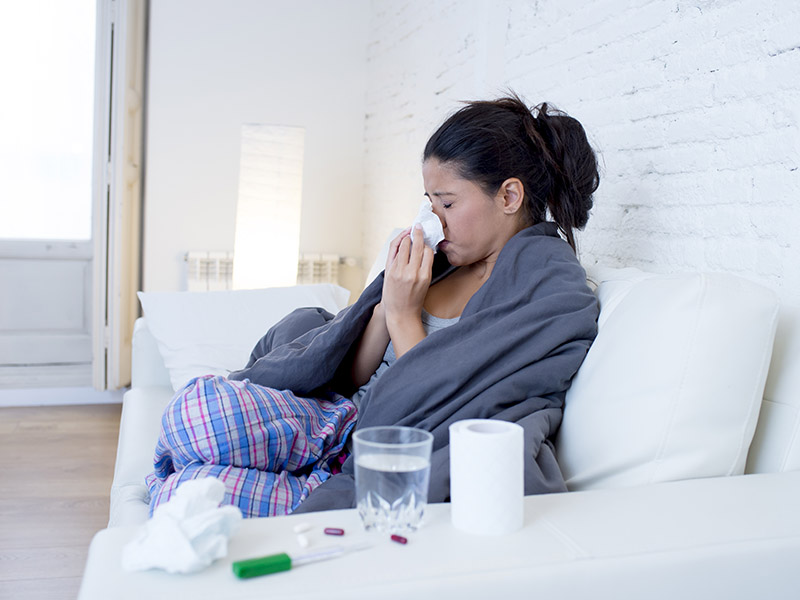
[
  {"left": 111, "top": 318, "right": 173, "bottom": 527},
  {"left": 108, "top": 385, "right": 174, "bottom": 527}
]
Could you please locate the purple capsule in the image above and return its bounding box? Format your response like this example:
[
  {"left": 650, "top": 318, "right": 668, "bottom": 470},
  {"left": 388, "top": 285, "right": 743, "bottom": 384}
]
[
  {"left": 324, "top": 527, "right": 345, "bottom": 536},
  {"left": 390, "top": 534, "right": 408, "bottom": 545}
]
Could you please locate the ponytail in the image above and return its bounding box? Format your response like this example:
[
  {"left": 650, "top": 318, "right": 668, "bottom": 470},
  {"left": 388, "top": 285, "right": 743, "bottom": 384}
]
[
  {"left": 527, "top": 103, "right": 599, "bottom": 250},
  {"left": 423, "top": 93, "right": 599, "bottom": 251}
]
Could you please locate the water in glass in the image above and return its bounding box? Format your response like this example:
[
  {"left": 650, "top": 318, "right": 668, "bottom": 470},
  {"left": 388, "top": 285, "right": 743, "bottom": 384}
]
[{"left": 355, "top": 452, "right": 431, "bottom": 532}]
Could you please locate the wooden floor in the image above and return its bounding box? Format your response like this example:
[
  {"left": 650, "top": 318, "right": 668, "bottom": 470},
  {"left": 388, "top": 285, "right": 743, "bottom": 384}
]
[{"left": 0, "top": 403, "right": 121, "bottom": 600}]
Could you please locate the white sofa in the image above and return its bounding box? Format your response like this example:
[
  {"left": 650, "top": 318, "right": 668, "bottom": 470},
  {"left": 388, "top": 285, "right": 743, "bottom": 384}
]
[{"left": 102, "top": 262, "right": 800, "bottom": 596}]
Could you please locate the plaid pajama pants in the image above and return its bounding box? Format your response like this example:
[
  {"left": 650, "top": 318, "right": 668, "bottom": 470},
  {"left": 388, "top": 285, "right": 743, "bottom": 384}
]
[{"left": 145, "top": 375, "right": 357, "bottom": 518}]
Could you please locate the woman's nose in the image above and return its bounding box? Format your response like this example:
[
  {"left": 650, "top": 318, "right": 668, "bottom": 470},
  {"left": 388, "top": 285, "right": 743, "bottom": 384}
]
[{"left": 431, "top": 205, "right": 445, "bottom": 228}]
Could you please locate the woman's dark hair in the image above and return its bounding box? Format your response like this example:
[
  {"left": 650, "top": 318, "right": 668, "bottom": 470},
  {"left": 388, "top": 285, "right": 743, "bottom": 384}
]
[{"left": 423, "top": 93, "right": 599, "bottom": 251}]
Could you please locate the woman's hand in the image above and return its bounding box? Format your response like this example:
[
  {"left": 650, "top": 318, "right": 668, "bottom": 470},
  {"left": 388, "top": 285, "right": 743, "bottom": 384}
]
[{"left": 382, "top": 225, "right": 434, "bottom": 357}]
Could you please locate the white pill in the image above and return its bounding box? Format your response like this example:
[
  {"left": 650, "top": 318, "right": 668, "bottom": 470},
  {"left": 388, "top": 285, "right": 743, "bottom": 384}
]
[
  {"left": 293, "top": 522, "right": 312, "bottom": 534},
  {"left": 296, "top": 533, "right": 310, "bottom": 548}
]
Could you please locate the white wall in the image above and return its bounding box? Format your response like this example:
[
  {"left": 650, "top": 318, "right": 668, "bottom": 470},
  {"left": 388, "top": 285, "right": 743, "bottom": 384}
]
[
  {"left": 143, "top": 0, "right": 800, "bottom": 323},
  {"left": 143, "top": 0, "right": 369, "bottom": 292},
  {"left": 361, "top": 0, "right": 800, "bottom": 315},
  {"left": 505, "top": 0, "right": 799, "bottom": 286}
]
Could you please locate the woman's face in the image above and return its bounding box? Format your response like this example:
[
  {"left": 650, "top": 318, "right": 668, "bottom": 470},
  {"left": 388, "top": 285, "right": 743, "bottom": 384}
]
[{"left": 422, "top": 158, "right": 522, "bottom": 267}]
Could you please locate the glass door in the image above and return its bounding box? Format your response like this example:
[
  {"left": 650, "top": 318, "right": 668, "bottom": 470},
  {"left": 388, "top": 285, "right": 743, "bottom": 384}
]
[{"left": 0, "top": 1, "right": 97, "bottom": 388}]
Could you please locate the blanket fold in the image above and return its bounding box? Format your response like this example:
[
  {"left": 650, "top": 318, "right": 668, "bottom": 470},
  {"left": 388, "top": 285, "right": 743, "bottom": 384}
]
[{"left": 229, "top": 222, "right": 599, "bottom": 512}]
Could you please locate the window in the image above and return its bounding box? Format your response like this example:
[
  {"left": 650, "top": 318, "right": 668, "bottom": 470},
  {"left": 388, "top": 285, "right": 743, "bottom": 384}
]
[
  {"left": 233, "top": 124, "right": 305, "bottom": 289},
  {"left": 0, "top": 1, "right": 96, "bottom": 240}
]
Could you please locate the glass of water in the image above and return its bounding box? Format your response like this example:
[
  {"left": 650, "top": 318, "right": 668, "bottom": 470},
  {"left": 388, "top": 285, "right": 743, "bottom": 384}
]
[{"left": 353, "top": 426, "right": 433, "bottom": 533}]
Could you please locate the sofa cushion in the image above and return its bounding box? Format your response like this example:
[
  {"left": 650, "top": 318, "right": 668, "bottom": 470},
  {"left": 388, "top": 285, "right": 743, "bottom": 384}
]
[
  {"left": 137, "top": 284, "right": 351, "bottom": 391},
  {"left": 746, "top": 303, "right": 800, "bottom": 474},
  {"left": 556, "top": 266, "right": 779, "bottom": 491}
]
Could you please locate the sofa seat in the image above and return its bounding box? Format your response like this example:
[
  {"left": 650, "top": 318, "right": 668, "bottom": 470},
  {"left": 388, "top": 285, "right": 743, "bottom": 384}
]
[{"left": 86, "top": 470, "right": 800, "bottom": 599}]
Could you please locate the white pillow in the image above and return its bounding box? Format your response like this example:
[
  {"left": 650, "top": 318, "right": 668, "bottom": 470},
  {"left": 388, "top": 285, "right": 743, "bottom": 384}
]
[
  {"left": 556, "top": 266, "right": 779, "bottom": 490},
  {"left": 364, "top": 227, "right": 403, "bottom": 289},
  {"left": 137, "top": 284, "right": 351, "bottom": 391}
]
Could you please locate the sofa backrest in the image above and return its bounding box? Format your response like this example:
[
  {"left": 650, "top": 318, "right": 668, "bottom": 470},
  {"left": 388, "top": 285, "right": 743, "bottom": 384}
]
[
  {"left": 556, "top": 266, "right": 782, "bottom": 491},
  {"left": 365, "top": 235, "right": 797, "bottom": 482},
  {"left": 135, "top": 284, "right": 352, "bottom": 391},
  {"left": 133, "top": 236, "right": 800, "bottom": 487},
  {"left": 131, "top": 318, "right": 172, "bottom": 388}
]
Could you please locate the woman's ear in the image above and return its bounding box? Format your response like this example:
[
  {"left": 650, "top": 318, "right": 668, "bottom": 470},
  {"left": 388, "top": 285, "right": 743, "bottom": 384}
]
[{"left": 497, "top": 178, "right": 524, "bottom": 215}]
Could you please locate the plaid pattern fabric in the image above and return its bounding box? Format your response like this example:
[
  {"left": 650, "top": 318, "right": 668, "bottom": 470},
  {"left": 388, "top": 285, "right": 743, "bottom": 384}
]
[{"left": 146, "top": 375, "right": 357, "bottom": 518}]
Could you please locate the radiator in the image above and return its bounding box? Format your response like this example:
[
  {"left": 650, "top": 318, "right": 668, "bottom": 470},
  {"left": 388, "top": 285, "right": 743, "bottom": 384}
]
[
  {"left": 185, "top": 252, "right": 344, "bottom": 291},
  {"left": 185, "top": 251, "right": 234, "bottom": 291},
  {"left": 296, "top": 253, "right": 341, "bottom": 285}
]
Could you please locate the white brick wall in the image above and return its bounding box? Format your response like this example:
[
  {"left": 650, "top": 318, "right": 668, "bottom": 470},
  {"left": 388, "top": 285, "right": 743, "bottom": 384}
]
[
  {"left": 363, "top": 0, "right": 505, "bottom": 262},
  {"left": 362, "top": 0, "right": 800, "bottom": 313}
]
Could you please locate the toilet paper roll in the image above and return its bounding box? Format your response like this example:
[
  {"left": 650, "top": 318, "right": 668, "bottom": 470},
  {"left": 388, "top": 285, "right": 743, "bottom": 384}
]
[{"left": 449, "top": 419, "right": 524, "bottom": 535}]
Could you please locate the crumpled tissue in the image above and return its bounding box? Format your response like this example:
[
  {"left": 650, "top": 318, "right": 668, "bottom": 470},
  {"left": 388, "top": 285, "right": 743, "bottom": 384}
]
[
  {"left": 121, "top": 478, "right": 242, "bottom": 574},
  {"left": 412, "top": 200, "right": 445, "bottom": 252}
]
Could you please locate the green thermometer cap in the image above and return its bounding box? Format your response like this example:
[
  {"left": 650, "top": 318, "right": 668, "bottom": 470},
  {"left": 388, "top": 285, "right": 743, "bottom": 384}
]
[{"left": 232, "top": 552, "right": 292, "bottom": 578}]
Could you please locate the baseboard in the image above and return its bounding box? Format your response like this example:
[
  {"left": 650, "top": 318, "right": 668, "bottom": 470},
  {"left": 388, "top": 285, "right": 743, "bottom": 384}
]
[
  {"left": 0, "top": 386, "right": 126, "bottom": 407},
  {"left": 0, "top": 364, "right": 93, "bottom": 388}
]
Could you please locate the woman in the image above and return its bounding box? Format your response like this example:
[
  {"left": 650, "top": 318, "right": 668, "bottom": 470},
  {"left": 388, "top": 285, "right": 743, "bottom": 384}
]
[{"left": 146, "top": 93, "right": 600, "bottom": 517}]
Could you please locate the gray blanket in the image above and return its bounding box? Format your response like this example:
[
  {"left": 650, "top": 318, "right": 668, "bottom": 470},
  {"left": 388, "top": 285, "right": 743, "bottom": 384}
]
[{"left": 229, "top": 222, "right": 599, "bottom": 512}]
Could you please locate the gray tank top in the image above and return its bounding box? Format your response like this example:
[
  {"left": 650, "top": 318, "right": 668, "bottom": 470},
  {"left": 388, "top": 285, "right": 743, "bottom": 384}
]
[{"left": 350, "top": 309, "right": 459, "bottom": 409}]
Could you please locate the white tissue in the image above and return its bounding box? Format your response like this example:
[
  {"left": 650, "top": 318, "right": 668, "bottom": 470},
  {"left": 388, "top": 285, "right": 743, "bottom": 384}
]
[
  {"left": 449, "top": 419, "right": 524, "bottom": 535},
  {"left": 121, "top": 478, "right": 242, "bottom": 574},
  {"left": 412, "top": 200, "right": 445, "bottom": 251}
]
